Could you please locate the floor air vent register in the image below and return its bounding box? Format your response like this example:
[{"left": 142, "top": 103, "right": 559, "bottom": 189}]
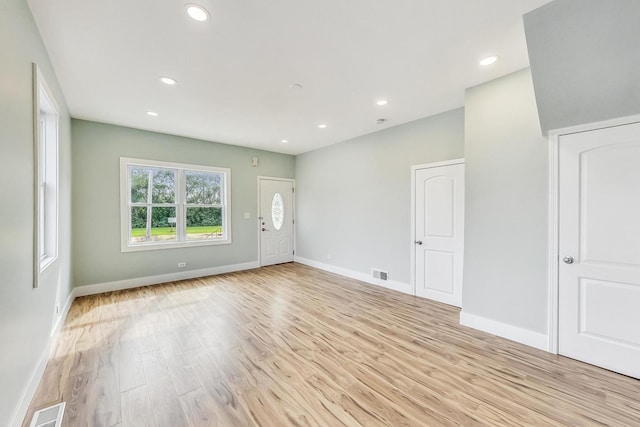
[{"left": 29, "top": 402, "right": 65, "bottom": 427}]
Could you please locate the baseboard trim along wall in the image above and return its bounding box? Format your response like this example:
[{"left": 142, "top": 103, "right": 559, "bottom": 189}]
[
  {"left": 294, "top": 256, "right": 413, "bottom": 296},
  {"left": 459, "top": 311, "right": 549, "bottom": 352},
  {"left": 74, "top": 261, "right": 260, "bottom": 297},
  {"left": 11, "top": 289, "right": 76, "bottom": 427}
]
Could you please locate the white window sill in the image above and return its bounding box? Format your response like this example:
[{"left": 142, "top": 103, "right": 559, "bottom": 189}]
[
  {"left": 121, "top": 238, "right": 232, "bottom": 253},
  {"left": 40, "top": 255, "right": 57, "bottom": 272}
]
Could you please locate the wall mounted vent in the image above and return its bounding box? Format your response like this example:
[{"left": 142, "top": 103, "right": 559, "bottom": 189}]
[
  {"left": 30, "top": 402, "right": 65, "bottom": 427},
  {"left": 372, "top": 268, "right": 388, "bottom": 281}
]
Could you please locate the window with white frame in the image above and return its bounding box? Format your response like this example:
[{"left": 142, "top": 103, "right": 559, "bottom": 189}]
[
  {"left": 120, "top": 158, "right": 231, "bottom": 251},
  {"left": 34, "top": 64, "right": 59, "bottom": 282}
]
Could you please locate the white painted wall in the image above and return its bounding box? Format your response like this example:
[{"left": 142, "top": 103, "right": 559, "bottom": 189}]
[
  {"left": 462, "top": 68, "right": 549, "bottom": 335},
  {"left": 525, "top": 0, "right": 640, "bottom": 134},
  {"left": 0, "top": 0, "right": 73, "bottom": 425},
  {"left": 295, "top": 109, "right": 464, "bottom": 288}
]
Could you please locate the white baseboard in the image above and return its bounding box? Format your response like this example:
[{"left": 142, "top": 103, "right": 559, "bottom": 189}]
[
  {"left": 10, "top": 342, "right": 51, "bottom": 427},
  {"left": 50, "top": 288, "right": 76, "bottom": 338},
  {"left": 10, "top": 286, "right": 76, "bottom": 427},
  {"left": 294, "top": 256, "right": 413, "bottom": 296},
  {"left": 74, "top": 261, "right": 259, "bottom": 297},
  {"left": 459, "top": 311, "right": 549, "bottom": 352}
]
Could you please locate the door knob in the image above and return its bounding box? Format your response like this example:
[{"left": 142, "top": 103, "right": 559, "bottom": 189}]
[
  {"left": 415, "top": 240, "right": 423, "bottom": 245},
  {"left": 563, "top": 256, "right": 574, "bottom": 264},
  {"left": 262, "top": 228, "right": 270, "bottom": 232}
]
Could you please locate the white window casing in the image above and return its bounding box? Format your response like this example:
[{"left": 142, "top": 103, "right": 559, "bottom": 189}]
[
  {"left": 120, "top": 157, "right": 231, "bottom": 252},
  {"left": 33, "top": 64, "right": 59, "bottom": 288}
]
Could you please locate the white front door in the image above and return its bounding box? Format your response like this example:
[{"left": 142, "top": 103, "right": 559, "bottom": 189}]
[
  {"left": 558, "top": 122, "right": 640, "bottom": 378},
  {"left": 413, "top": 160, "right": 464, "bottom": 306},
  {"left": 259, "top": 178, "right": 294, "bottom": 266}
]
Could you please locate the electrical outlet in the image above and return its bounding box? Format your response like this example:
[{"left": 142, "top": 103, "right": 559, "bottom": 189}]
[
  {"left": 372, "top": 268, "right": 389, "bottom": 281},
  {"left": 178, "top": 262, "right": 186, "bottom": 268}
]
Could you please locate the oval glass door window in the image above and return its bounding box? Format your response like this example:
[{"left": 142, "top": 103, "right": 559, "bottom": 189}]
[{"left": 271, "top": 193, "right": 284, "bottom": 230}]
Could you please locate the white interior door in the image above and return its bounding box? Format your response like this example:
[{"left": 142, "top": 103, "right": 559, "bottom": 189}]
[
  {"left": 259, "top": 178, "right": 294, "bottom": 266},
  {"left": 558, "top": 122, "right": 640, "bottom": 378},
  {"left": 414, "top": 161, "right": 464, "bottom": 306}
]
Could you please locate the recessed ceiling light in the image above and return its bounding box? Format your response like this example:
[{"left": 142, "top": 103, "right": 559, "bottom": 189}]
[
  {"left": 146, "top": 111, "right": 158, "bottom": 117},
  {"left": 318, "top": 124, "right": 327, "bottom": 129},
  {"left": 376, "top": 99, "right": 388, "bottom": 106},
  {"left": 160, "top": 76, "right": 177, "bottom": 85},
  {"left": 479, "top": 55, "right": 498, "bottom": 66},
  {"left": 186, "top": 4, "right": 209, "bottom": 22},
  {"left": 281, "top": 139, "right": 288, "bottom": 143}
]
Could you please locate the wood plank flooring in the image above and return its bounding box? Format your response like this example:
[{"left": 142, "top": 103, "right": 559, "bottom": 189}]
[{"left": 23, "top": 263, "right": 640, "bottom": 426}]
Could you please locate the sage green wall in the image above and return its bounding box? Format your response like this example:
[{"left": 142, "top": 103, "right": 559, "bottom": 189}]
[
  {"left": 0, "top": 0, "right": 72, "bottom": 425},
  {"left": 295, "top": 109, "right": 464, "bottom": 286},
  {"left": 71, "top": 120, "right": 295, "bottom": 287},
  {"left": 524, "top": 0, "right": 640, "bottom": 134},
  {"left": 463, "top": 68, "right": 548, "bottom": 333}
]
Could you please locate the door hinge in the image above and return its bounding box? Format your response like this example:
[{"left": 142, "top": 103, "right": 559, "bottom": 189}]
[
  {"left": 292, "top": 187, "right": 295, "bottom": 193},
  {"left": 293, "top": 250, "right": 295, "bottom": 255}
]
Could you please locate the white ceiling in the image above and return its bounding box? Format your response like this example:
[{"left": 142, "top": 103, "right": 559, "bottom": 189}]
[{"left": 28, "top": 0, "right": 552, "bottom": 155}]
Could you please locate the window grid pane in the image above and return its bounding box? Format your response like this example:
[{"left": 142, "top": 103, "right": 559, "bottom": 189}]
[
  {"left": 185, "top": 170, "right": 223, "bottom": 205},
  {"left": 152, "top": 168, "right": 176, "bottom": 204},
  {"left": 186, "top": 207, "right": 223, "bottom": 240},
  {"left": 130, "top": 206, "right": 177, "bottom": 243}
]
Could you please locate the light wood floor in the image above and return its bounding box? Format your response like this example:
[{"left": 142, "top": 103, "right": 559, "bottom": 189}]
[{"left": 24, "top": 263, "right": 640, "bottom": 426}]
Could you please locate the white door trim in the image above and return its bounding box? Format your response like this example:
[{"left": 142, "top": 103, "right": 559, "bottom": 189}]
[
  {"left": 410, "top": 158, "right": 464, "bottom": 296},
  {"left": 547, "top": 134, "right": 560, "bottom": 354},
  {"left": 547, "top": 113, "right": 640, "bottom": 354},
  {"left": 257, "top": 176, "right": 295, "bottom": 266}
]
